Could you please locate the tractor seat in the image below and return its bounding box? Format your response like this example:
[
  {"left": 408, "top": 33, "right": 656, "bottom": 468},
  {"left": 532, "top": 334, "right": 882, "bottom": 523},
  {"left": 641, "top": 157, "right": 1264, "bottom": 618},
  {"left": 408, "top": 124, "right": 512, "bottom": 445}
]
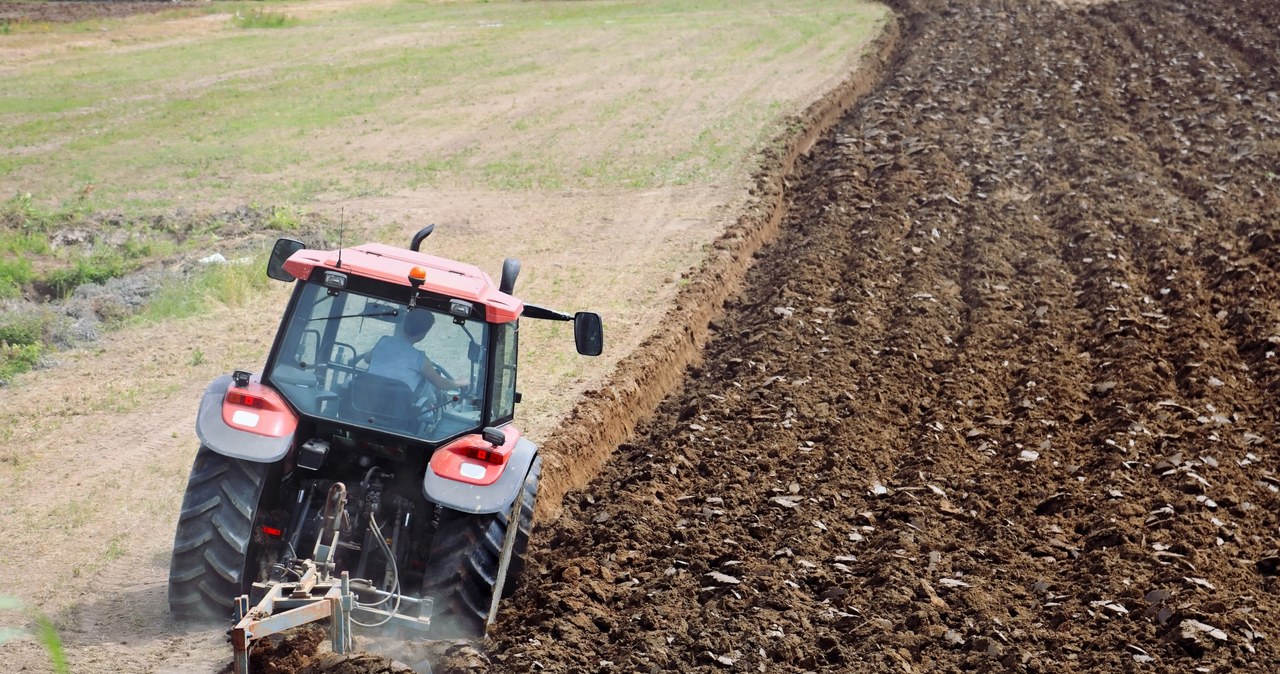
[{"left": 345, "top": 373, "right": 421, "bottom": 430}]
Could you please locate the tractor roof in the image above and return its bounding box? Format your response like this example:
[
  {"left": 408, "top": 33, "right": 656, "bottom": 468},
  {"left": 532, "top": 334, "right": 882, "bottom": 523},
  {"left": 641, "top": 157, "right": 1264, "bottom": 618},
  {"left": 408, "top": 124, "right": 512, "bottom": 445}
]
[{"left": 283, "top": 243, "right": 522, "bottom": 323}]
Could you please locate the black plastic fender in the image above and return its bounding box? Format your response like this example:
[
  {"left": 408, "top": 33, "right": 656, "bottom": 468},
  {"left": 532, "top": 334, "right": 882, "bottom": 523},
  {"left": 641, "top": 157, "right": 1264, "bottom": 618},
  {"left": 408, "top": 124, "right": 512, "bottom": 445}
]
[
  {"left": 422, "top": 437, "right": 537, "bottom": 515},
  {"left": 195, "top": 375, "right": 294, "bottom": 463}
]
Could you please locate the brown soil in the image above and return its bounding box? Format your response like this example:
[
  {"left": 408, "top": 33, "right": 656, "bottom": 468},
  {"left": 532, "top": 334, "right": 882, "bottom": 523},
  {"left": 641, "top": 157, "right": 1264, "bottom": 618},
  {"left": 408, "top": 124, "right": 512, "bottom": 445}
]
[
  {"left": 215, "top": 625, "right": 326, "bottom": 674},
  {"left": 0, "top": 1, "right": 197, "bottom": 23},
  {"left": 478, "top": 0, "right": 1280, "bottom": 672}
]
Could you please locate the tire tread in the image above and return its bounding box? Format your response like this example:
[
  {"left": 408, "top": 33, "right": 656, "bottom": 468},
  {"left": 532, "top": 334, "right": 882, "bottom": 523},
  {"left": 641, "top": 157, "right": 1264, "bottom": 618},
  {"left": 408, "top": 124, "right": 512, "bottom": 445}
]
[
  {"left": 422, "top": 456, "right": 541, "bottom": 638},
  {"left": 167, "top": 446, "right": 269, "bottom": 622}
]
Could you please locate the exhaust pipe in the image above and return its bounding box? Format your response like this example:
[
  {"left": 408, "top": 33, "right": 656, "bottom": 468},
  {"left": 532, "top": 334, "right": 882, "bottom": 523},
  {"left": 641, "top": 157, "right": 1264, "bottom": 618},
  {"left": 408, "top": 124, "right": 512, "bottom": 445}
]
[
  {"left": 410, "top": 225, "right": 435, "bottom": 252},
  {"left": 500, "top": 257, "right": 520, "bottom": 294}
]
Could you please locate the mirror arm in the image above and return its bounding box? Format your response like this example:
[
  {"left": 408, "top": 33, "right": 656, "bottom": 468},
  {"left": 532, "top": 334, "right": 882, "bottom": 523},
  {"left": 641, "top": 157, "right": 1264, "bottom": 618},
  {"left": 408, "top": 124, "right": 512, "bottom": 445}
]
[{"left": 521, "top": 303, "right": 573, "bottom": 321}]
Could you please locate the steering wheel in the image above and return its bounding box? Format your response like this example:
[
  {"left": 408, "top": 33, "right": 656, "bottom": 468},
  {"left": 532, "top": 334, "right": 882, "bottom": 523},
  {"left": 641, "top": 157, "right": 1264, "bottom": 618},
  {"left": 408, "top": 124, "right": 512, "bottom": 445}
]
[
  {"left": 407, "top": 363, "right": 460, "bottom": 432},
  {"left": 435, "top": 361, "right": 472, "bottom": 396}
]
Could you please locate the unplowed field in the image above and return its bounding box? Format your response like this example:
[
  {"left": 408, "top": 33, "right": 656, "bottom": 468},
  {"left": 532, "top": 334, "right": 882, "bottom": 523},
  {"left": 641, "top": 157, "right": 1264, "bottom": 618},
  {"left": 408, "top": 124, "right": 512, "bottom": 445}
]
[{"left": 482, "top": 0, "right": 1280, "bottom": 671}]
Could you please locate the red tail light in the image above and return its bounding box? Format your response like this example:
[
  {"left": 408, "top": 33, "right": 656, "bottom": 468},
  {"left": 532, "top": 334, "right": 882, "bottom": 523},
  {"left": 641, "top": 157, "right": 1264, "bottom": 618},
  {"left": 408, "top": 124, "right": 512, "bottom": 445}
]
[
  {"left": 464, "top": 446, "right": 506, "bottom": 465},
  {"left": 227, "top": 390, "right": 263, "bottom": 408},
  {"left": 261, "top": 526, "right": 283, "bottom": 538}
]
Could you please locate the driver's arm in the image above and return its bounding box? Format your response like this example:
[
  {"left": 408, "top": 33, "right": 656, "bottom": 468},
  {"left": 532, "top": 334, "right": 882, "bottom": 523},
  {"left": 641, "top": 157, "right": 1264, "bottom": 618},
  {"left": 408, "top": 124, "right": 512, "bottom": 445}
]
[{"left": 421, "top": 357, "right": 468, "bottom": 391}]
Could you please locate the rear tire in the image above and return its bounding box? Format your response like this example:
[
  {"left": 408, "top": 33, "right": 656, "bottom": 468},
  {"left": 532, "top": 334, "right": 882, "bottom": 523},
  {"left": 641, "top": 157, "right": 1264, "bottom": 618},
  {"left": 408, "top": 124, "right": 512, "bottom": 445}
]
[
  {"left": 503, "top": 455, "right": 540, "bottom": 598},
  {"left": 168, "top": 445, "right": 272, "bottom": 623},
  {"left": 422, "top": 456, "right": 540, "bottom": 638}
]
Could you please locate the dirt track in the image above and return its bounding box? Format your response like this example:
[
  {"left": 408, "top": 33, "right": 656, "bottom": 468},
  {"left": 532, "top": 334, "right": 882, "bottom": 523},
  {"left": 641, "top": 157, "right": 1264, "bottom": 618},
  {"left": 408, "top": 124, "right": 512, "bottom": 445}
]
[
  {"left": 0, "top": 2, "right": 196, "bottom": 23},
  {"left": 481, "top": 0, "right": 1280, "bottom": 671}
]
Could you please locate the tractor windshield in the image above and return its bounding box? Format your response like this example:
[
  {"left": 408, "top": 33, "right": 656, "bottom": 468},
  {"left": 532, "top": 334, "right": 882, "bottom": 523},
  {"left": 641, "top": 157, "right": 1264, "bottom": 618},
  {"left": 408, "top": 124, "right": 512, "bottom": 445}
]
[{"left": 267, "top": 282, "right": 489, "bottom": 443}]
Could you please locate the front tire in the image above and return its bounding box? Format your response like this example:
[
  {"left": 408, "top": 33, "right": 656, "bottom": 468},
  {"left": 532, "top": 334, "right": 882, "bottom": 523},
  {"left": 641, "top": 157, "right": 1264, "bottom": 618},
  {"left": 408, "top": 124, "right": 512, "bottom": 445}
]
[
  {"left": 168, "top": 445, "right": 272, "bottom": 623},
  {"left": 422, "top": 456, "right": 540, "bottom": 638}
]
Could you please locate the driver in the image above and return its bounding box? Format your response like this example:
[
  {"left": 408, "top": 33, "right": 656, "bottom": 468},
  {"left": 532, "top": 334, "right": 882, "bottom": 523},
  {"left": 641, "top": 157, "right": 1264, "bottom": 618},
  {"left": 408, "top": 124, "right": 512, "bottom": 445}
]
[{"left": 361, "top": 309, "right": 468, "bottom": 393}]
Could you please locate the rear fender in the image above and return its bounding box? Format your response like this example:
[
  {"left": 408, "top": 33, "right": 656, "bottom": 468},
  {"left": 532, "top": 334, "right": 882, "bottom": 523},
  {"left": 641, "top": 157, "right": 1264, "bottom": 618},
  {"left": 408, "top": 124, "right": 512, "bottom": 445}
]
[
  {"left": 424, "top": 430, "right": 536, "bottom": 515},
  {"left": 195, "top": 374, "right": 298, "bottom": 463}
]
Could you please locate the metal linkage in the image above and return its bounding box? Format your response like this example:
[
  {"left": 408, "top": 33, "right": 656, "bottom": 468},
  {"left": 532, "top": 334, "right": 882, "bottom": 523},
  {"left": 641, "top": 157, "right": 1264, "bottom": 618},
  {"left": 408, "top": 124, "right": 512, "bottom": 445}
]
[
  {"left": 227, "top": 481, "right": 434, "bottom": 674},
  {"left": 231, "top": 563, "right": 353, "bottom": 674},
  {"left": 231, "top": 483, "right": 355, "bottom": 674}
]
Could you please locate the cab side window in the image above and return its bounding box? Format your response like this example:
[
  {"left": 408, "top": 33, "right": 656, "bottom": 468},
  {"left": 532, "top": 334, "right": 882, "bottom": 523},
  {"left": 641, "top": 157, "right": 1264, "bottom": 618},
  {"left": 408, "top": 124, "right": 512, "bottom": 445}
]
[{"left": 488, "top": 322, "right": 518, "bottom": 424}]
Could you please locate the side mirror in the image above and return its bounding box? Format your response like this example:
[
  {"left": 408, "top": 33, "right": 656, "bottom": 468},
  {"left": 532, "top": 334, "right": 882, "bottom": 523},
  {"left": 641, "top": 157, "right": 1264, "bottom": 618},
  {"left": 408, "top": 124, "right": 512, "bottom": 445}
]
[
  {"left": 267, "top": 238, "right": 306, "bottom": 282},
  {"left": 573, "top": 312, "right": 603, "bottom": 356}
]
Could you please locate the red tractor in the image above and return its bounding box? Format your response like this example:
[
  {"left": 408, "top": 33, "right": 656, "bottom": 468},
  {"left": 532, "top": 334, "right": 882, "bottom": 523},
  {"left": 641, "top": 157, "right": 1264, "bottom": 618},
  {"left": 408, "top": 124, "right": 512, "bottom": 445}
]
[{"left": 167, "top": 227, "right": 601, "bottom": 658}]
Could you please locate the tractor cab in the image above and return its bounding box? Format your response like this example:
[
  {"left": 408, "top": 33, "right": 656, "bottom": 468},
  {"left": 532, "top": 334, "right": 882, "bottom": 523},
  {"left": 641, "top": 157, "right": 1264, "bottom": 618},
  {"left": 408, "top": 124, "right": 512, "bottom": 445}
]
[{"left": 262, "top": 231, "right": 600, "bottom": 447}]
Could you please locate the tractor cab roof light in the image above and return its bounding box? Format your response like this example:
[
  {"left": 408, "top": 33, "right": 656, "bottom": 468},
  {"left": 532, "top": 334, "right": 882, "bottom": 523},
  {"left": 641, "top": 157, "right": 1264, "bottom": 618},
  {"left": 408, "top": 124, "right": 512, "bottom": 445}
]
[
  {"left": 323, "top": 271, "right": 347, "bottom": 289},
  {"left": 449, "top": 299, "right": 473, "bottom": 317}
]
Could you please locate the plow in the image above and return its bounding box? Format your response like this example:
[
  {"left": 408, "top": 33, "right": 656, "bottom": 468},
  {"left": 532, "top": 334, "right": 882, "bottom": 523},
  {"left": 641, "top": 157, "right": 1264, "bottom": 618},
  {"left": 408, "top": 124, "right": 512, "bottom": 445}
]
[
  {"left": 229, "top": 483, "right": 434, "bottom": 673},
  {"left": 167, "top": 226, "right": 602, "bottom": 672}
]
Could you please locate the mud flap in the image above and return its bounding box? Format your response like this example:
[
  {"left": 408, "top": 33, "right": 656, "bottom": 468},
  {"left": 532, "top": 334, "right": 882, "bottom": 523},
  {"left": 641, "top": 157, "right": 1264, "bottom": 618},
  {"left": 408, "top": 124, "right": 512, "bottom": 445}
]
[{"left": 422, "top": 437, "right": 537, "bottom": 514}]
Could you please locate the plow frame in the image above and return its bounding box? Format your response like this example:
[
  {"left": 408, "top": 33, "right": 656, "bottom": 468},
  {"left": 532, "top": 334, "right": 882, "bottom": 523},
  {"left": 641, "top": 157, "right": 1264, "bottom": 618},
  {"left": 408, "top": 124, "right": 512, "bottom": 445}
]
[
  {"left": 230, "top": 566, "right": 353, "bottom": 674},
  {"left": 228, "top": 481, "right": 434, "bottom": 674}
]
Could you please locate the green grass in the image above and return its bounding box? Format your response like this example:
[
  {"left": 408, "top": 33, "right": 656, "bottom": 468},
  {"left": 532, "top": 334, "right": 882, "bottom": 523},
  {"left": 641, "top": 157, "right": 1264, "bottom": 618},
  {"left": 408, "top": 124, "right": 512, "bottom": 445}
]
[
  {"left": 43, "top": 252, "right": 126, "bottom": 298},
  {"left": 0, "top": 313, "right": 47, "bottom": 347},
  {"left": 0, "top": 192, "right": 89, "bottom": 230},
  {"left": 0, "top": 0, "right": 889, "bottom": 210},
  {"left": 0, "top": 312, "right": 53, "bottom": 383},
  {"left": 0, "top": 342, "right": 42, "bottom": 383},
  {"left": 138, "top": 252, "right": 272, "bottom": 323},
  {"left": 234, "top": 9, "right": 296, "bottom": 29},
  {"left": 265, "top": 204, "right": 304, "bottom": 231},
  {"left": 0, "top": 229, "right": 51, "bottom": 256},
  {"left": 0, "top": 198, "right": 310, "bottom": 301},
  {"left": 0, "top": 257, "right": 34, "bottom": 299},
  {"left": 0, "top": 204, "right": 320, "bottom": 384}
]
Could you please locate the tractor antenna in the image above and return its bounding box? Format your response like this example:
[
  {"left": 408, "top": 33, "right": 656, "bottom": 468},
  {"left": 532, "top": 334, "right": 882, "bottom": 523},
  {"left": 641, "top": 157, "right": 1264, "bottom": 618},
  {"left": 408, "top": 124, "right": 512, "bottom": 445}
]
[{"left": 336, "top": 209, "right": 344, "bottom": 269}]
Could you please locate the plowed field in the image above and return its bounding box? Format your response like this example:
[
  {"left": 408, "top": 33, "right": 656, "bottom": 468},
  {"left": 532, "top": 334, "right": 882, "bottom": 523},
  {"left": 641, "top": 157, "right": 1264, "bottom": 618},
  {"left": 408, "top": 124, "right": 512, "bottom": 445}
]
[{"left": 483, "top": 0, "right": 1280, "bottom": 671}]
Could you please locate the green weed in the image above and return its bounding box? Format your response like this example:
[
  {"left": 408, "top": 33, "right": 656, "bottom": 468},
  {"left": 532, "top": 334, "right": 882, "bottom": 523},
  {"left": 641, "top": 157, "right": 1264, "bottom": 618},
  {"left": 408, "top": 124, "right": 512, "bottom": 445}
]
[
  {"left": 104, "top": 535, "right": 128, "bottom": 562},
  {"left": 0, "top": 314, "right": 46, "bottom": 347},
  {"left": 2, "top": 192, "right": 40, "bottom": 225},
  {"left": 266, "top": 204, "right": 304, "bottom": 231},
  {"left": 0, "top": 313, "right": 50, "bottom": 383},
  {"left": 42, "top": 252, "right": 126, "bottom": 298},
  {"left": 0, "top": 258, "right": 34, "bottom": 299},
  {"left": 0, "top": 342, "right": 42, "bottom": 384},
  {"left": 0, "top": 230, "right": 52, "bottom": 257},
  {"left": 141, "top": 253, "right": 270, "bottom": 322},
  {"left": 0, "top": 598, "right": 69, "bottom": 674},
  {"left": 120, "top": 236, "right": 177, "bottom": 261},
  {"left": 1, "top": 192, "right": 93, "bottom": 231},
  {"left": 234, "top": 10, "right": 296, "bottom": 30}
]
